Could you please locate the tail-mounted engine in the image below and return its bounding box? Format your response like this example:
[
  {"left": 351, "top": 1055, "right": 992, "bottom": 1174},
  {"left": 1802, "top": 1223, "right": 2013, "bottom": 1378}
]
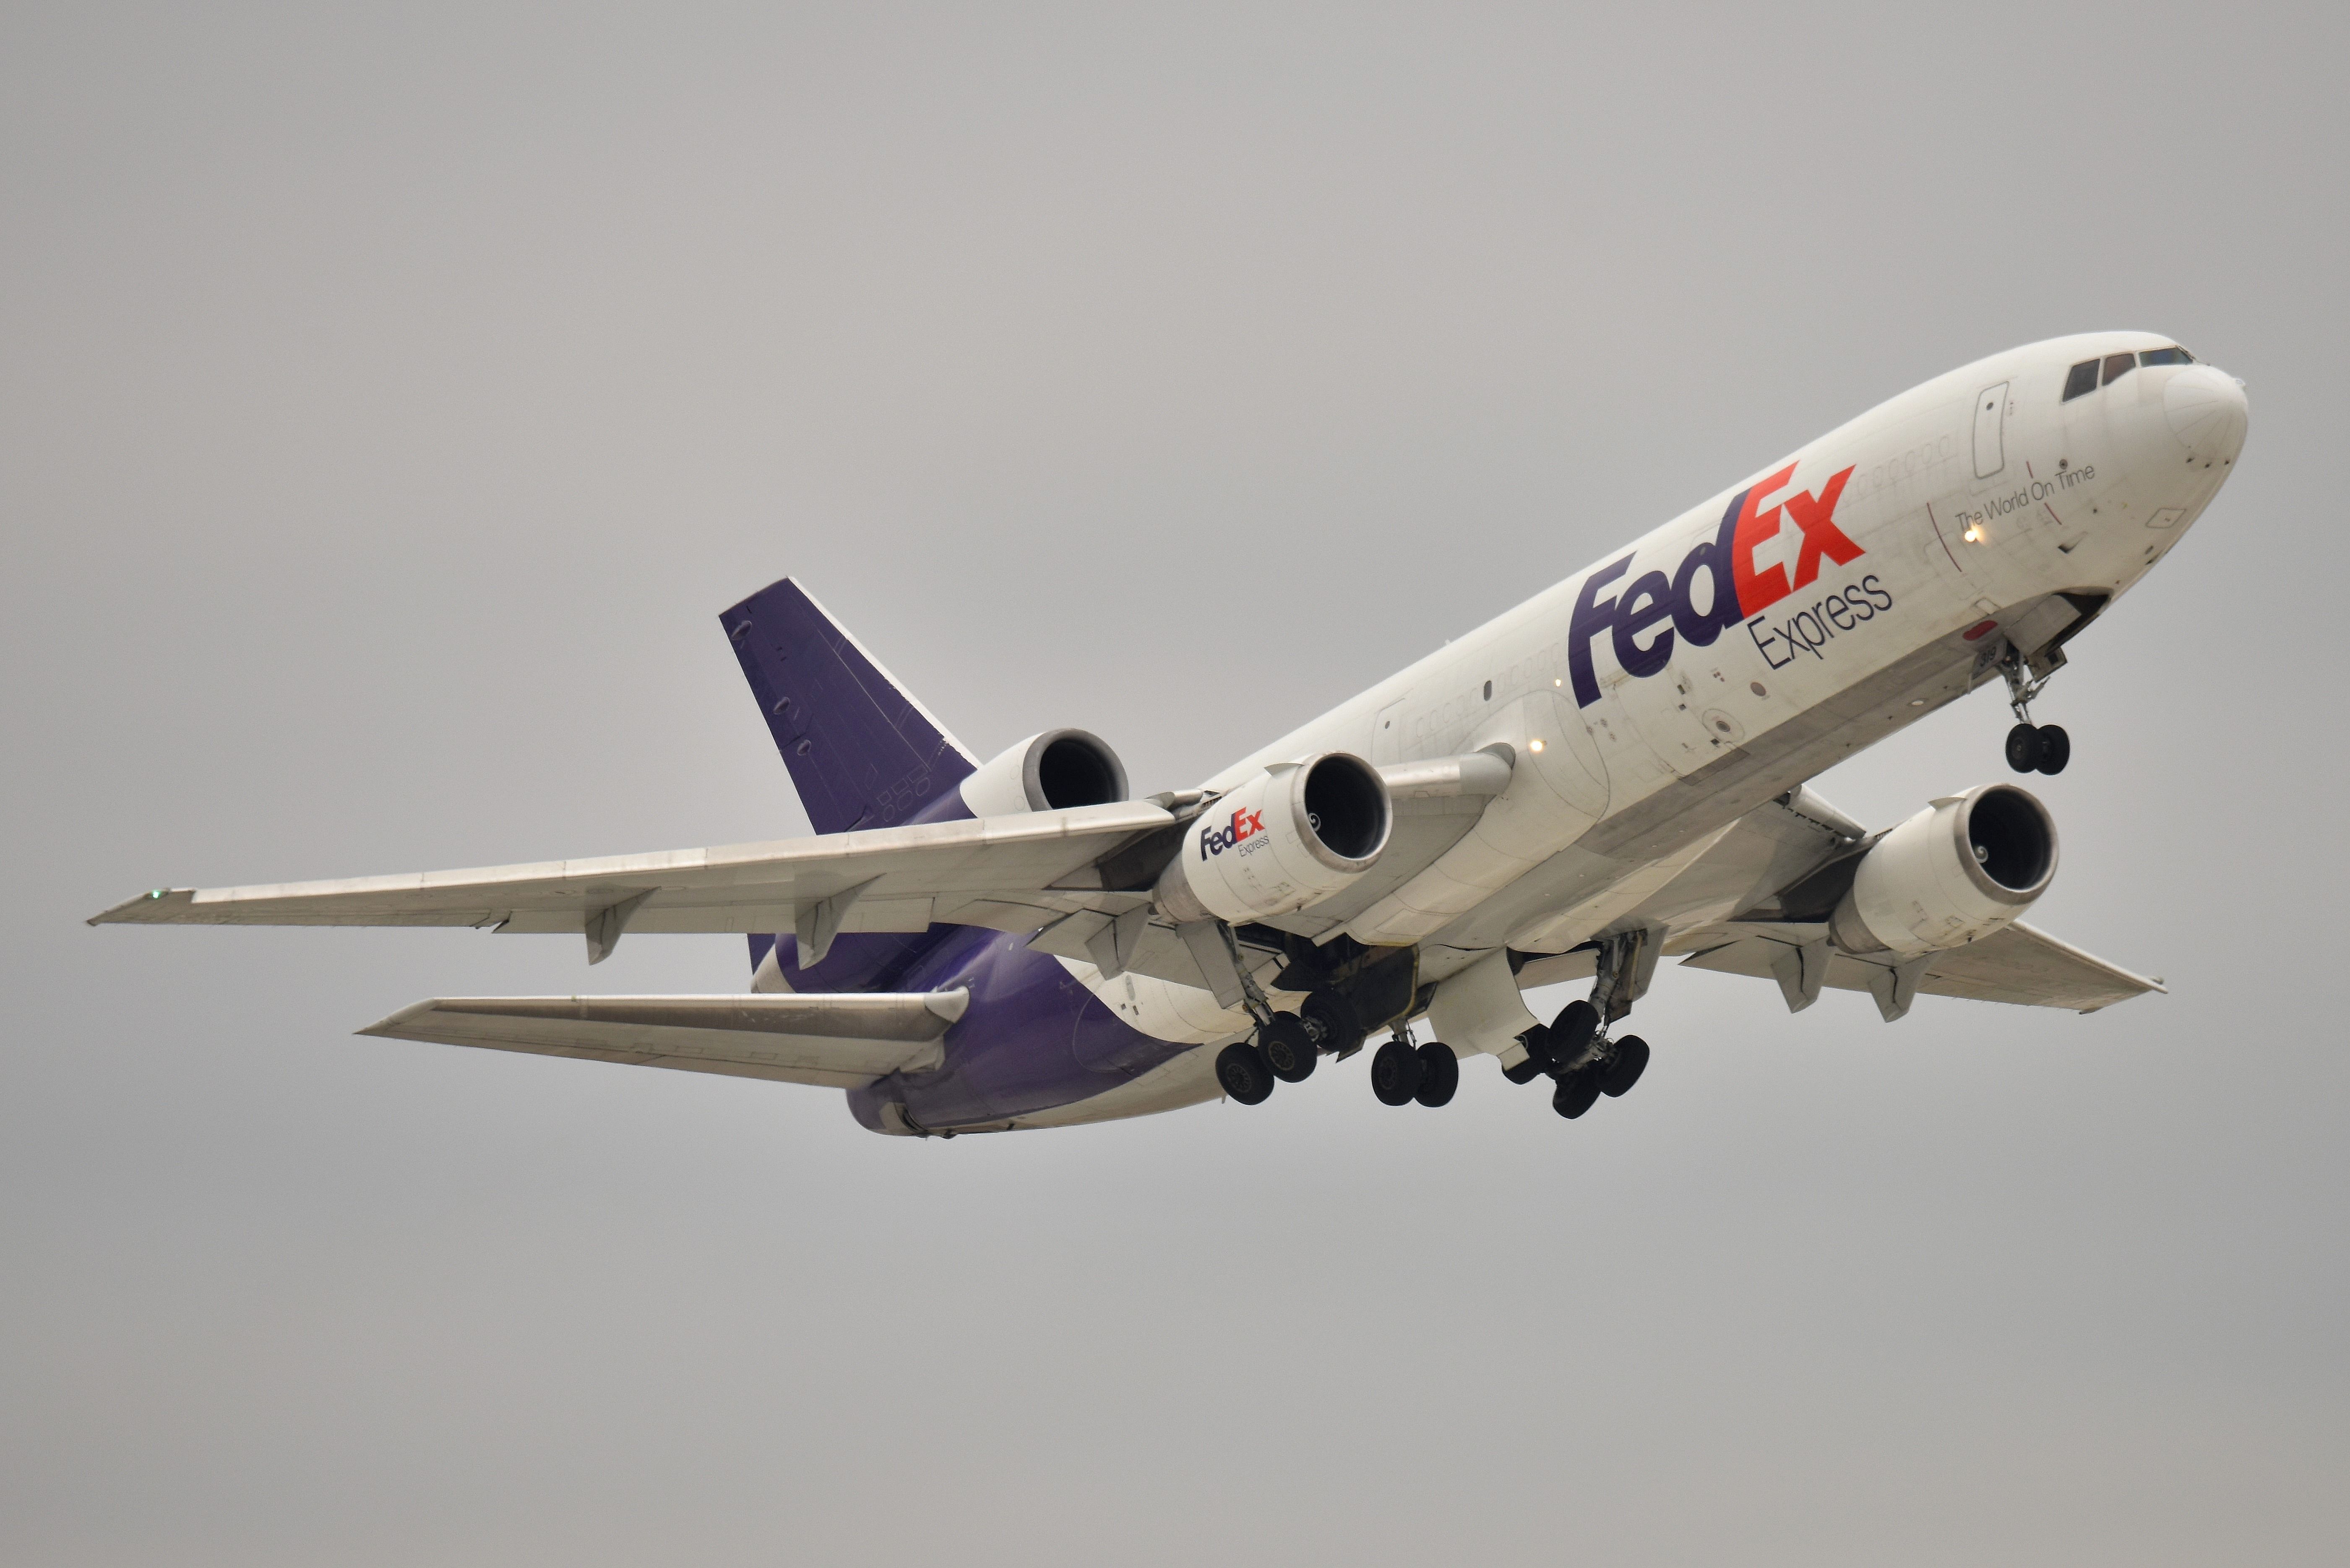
[
  {"left": 959, "top": 729, "right": 1129, "bottom": 816},
  {"left": 1831, "top": 783, "right": 2058, "bottom": 956},
  {"left": 1155, "top": 753, "right": 1392, "bottom": 924}
]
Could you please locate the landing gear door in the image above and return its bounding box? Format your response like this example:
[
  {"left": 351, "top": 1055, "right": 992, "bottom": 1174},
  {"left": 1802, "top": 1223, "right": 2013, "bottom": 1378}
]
[{"left": 1972, "top": 381, "right": 2009, "bottom": 479}]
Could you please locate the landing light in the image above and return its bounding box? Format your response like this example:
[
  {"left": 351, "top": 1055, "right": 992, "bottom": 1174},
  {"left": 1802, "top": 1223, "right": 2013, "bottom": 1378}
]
[
  {"left": 1529, "top": 739, "right": 1545, "bottom": 753},
  {"left": 1963, "top": 525, "right": 1982, "bottom": 542}
]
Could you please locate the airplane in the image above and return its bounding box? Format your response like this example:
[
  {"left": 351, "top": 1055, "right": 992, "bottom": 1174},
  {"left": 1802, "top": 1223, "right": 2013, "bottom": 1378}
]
[{"left": 92, "top": 332, "right": 2250, "bottom": 1135}]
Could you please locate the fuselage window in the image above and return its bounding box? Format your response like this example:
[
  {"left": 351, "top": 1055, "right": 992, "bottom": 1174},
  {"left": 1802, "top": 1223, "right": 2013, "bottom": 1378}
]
[
  {"left": 2101, "top": 352, "right": 2136, "bottom": 386},
  {"left": 2062, "top": 359, "right": 2100, "bottom": 401},
  {"left": 2139, "top": 346, "right": 2195, "bottom": 367}
]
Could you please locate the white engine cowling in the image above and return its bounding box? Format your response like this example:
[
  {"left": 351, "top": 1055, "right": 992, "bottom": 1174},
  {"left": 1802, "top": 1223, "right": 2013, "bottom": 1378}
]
[
  {"left": 1831, "top": 783, "right": 2058, "bottom": 957},
  {"left": 958, "top": 729, "right": 1128, "bottom": 816},
  {"left": 1155, "top": 753, "right": 1391, "bottom": 924}
]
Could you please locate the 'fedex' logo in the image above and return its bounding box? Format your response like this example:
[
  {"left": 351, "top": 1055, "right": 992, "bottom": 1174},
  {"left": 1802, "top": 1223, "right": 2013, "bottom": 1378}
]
[
  {"left": 1567, "top": 462, "right": 1861, "bottom": 706},
  {"left": 1201, "top": 808, "right": 1266, "bottom": 858}
]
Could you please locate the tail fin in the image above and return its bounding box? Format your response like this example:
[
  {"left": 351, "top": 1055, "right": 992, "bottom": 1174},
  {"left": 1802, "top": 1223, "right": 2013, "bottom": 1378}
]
[{"left": 721, "top": 578, "right": 977, "bottom": 837}]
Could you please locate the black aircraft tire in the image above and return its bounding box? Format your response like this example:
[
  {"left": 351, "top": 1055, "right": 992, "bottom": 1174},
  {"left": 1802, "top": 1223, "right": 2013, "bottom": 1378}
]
[
  {"left": 1370, "top": 1039, "right": 1425, "bottom": 1106},
  {"left": 1602, "top": 1036, "right": 1650, "bottom": 1098},
  {"left": 1550, "top": 1000, "right": 1600, "bottom": 1062},
  {"left": 1258, "top": 1014, "right": 1318, "bottom": 1083},
  {"left": 2005, "top": 722, "right": 2044, "bottom": 773},
  {"left": 1504, "top": 1024, "right": 1554, "bottom": 1082},
  {"left": 1217, "top": 1043, "right": 1275, "bottom": 1105},
  {"left": 2035, "top": 724, "right": 2071, "bottom": 775},
  {"left": 1302, "top": 992, "right": 1364, "bottom": 1058},
  {"left": 1413, "top": 1042, "right": 1460, "bottom": 1107},
  {"left": 1553, "top": 1066, "right": 1607, "bottom": 1120}
]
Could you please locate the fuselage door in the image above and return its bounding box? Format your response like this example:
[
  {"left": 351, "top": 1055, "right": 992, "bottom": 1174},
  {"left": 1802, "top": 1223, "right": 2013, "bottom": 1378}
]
[{"left": 1972, "top": 381, "right": 2009, "bottom": 479}]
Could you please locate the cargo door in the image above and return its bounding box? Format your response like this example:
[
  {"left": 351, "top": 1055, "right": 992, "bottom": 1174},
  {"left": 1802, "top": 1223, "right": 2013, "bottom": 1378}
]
[{"left": 1972, "top": 381, "right": 2009, "bottom": 479}]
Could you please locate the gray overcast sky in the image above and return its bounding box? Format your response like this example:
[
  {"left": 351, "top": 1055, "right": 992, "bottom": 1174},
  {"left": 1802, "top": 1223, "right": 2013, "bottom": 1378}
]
[{"left": 5, "top": 4, "right": 2346, "bottom": 1564}]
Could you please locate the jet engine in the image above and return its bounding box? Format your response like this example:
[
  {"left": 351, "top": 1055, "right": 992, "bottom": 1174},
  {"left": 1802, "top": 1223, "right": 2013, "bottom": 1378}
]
[
  {"left": 1831, "top": 783, "right": 2058, "bottom": 956},
  {"left": 1155, "top": 753, "right": 1391, "bottom": 924},
  {"left": 958, "top": 729, "right": 1129, "bottom": 816}
]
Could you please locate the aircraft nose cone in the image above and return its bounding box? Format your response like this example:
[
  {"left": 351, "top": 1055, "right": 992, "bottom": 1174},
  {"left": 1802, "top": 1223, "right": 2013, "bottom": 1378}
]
[{"left": 2164, "top": 363, "right": 2249, "bottom": 469}]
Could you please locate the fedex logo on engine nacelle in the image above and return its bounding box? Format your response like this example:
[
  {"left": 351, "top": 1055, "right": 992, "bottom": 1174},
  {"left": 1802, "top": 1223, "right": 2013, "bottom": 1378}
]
[
  {"left": 1567, "top": 461, "right": 1861, "bottom": 707},
  {"left": 1201, "top": 808, "right": 1267, "bottom": 859}
]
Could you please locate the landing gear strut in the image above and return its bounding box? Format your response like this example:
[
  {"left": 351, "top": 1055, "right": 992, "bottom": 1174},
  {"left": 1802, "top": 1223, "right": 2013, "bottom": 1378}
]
[{"left": 1996, "top": 643, "right": 2070, "bottom": 776}]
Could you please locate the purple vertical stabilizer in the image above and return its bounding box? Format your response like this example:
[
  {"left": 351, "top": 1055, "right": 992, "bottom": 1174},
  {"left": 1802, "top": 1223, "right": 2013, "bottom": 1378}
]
[{"left": 721, "top": 578, "right": 978, "bottom": 836}]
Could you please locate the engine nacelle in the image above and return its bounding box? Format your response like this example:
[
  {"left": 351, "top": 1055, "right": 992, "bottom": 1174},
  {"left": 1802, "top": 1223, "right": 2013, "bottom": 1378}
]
[
  {"left": 1831, "top": 783, "right": 2058, "bottom": 957},
  {"left": 1156, "top": 753, "right": 1391, "bottom": 924},
  {"left": 958, "top": 729, "right": 1129, "bottom": 817}
]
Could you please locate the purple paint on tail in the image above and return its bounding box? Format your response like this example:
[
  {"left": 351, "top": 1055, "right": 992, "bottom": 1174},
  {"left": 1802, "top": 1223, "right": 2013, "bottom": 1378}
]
[{"left": 721, "top": 578, "right": 977, "bottom": 836}]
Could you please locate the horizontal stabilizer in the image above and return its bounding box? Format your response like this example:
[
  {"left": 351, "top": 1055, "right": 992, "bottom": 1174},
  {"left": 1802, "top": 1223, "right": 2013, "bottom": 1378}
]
[
  {"left": 360, "top": 988, "right": 970, "bottom": 1088},
  {"left": 1676, "top": 920, "right": 2162, "bottom": 1014}
]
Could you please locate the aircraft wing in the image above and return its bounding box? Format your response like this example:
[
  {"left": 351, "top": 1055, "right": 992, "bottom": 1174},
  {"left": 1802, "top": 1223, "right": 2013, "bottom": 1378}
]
[
  {"left": 359, "top": 989, "right": 969, "bottom": 1088},
  {"left": 1674, "top": 919, "right": 2164, "bottom": 1014},
  {"left": 88, "top": 801, "right": 1183, "bottom": 961}
]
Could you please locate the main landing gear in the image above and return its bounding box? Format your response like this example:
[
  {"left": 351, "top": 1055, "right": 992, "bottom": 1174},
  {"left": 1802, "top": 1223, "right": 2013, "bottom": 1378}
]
[
  {"left": 1508, "top": 932, "right": 1656, "bottom": 1122},
  {"left": 1217, "top": 970, "right": 1379, "bottom": 1107},
  {"left": 1995, "top": 642, "right": 2069, "bottom": 776},
  {"left": 1215, "top": 926, "right": 1348, "bottom": 1105}
]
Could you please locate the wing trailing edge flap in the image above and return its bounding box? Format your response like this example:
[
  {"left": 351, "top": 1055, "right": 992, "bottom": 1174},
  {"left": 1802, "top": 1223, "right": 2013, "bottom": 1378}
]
[
  {"left": 1673, "top": 920, "right": 2163, "bottom": 1017},
  {"left": 360, "top": 989, "right": 971, "bottom": 1089}
]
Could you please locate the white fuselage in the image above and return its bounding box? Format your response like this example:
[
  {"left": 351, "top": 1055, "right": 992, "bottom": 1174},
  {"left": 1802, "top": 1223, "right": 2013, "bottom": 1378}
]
[{"left": 1031, "top": 332, "right": 2247, "bottom": 1122}]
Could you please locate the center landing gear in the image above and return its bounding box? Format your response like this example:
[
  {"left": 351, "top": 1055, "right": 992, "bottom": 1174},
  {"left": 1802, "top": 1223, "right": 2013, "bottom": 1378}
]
[
  {"left": 1995, "top": 643, "right": 2069, "bottom": 776},
  {"left": 1368, "top": 1032, "right": 1460, "bottom": 1107}
]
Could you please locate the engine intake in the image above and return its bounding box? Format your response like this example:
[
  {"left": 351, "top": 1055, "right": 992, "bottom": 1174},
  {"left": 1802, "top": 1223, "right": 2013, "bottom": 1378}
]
[
  {"left": 1156, "top": 753, "right": 1392, "bottom": 924},
  {"left": 959, "top": 729, "right": 1129, "bottom": 817},
  {"left": 1832, "top": 782, "right": 2058, "bottom": 956}
]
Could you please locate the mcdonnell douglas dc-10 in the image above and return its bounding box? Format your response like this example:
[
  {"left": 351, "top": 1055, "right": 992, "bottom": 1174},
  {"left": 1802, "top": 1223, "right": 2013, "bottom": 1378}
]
[{"left": 96, "top": 333, "right": 2248, "bottom": 1133}]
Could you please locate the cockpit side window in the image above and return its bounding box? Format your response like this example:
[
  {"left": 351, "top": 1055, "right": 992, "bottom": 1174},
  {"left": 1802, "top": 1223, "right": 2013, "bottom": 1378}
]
[
  {"left": 2101, "top": 352, "right": 2136, "bottom": 386},
  {"left": 2139, "top": 346, "right": 2195, "bottom": 366},
  {"left": 2062, "top": 359, "right": 2100, "bottom": 401}
]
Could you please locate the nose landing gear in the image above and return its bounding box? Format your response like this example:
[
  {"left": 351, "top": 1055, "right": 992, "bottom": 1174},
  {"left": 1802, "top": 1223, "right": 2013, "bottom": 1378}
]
[{"left": 1995, "top": 643, "right": 2070, "bottom": 776}]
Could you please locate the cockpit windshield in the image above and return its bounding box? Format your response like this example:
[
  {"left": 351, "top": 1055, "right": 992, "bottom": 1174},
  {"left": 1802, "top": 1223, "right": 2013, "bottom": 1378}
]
[{"left": 2062, "top": 346, "right": 2196, "bottom": 401}]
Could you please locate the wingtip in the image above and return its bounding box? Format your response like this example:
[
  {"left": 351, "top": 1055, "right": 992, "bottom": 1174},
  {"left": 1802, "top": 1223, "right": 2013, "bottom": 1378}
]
[
  {"left": 355, "top": 999, "right": 441, "bottom": 1039},
  {"left": 89, "top": 888, "right": 195, "bottom": 925}
]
